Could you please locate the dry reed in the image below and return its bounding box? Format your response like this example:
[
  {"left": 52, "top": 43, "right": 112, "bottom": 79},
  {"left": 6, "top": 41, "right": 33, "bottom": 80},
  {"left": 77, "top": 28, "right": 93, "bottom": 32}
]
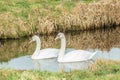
[{"left": 0, "top": 0, "right": 120, "bottom": 39}]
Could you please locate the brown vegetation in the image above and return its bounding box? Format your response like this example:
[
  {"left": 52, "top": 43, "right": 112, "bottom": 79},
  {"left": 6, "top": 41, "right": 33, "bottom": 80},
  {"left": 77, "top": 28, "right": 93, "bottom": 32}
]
[{"left": 0, "top": 0, "right": 120, "bottom": 39}]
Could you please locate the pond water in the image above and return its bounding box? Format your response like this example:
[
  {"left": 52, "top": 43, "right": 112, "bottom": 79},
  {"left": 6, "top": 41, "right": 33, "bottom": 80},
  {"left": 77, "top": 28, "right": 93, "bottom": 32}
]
[{"left": 0, "top": 26, "right": 120, "bottom": 72}]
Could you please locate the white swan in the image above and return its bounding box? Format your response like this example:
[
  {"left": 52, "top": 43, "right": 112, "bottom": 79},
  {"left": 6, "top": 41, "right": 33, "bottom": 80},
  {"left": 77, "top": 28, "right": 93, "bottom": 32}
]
[
  {"left": 55, "top": 33, "right": 98, "bottom": 62},
  {"left": 29, "top": 35, "right": 74, "bottom": 59},
  {"left": 29, "top": 35, "right": 59, "bottom": 59}
]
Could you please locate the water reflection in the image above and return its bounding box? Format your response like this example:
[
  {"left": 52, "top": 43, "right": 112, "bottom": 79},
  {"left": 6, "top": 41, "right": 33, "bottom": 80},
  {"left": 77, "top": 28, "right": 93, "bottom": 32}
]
[
  {"left": 0, "top": 27, "right": 120, "bottom": 62},
  {"left": 0, "top": 56, "right": 93, "bottom": 72},
  {"left": 93, "top": 48, "right": 120, "bottom": 61},
  {"left": 58, "top": 61, "right": 93, "bottom": 72},
  {"left": 33, "top": 59, "right": 93, "bottom": 72},
  {"left": 33, "top": 58, "right": 59, "bottom": 72},
  {"left": 0, "top": 47, "right": 120, "bottom": 72},
  {"left": 0, "top": 55, "right": 34, "bottom": 70}
]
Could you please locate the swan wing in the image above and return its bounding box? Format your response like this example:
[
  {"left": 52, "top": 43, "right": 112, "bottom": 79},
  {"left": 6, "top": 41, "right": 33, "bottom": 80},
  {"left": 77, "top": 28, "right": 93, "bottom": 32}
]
[
  {"left": 38, "top": 48, "right": 59, "bottom": 59},
  {"left": 63, "top": 50, "right": 92, "bottom": 62}
]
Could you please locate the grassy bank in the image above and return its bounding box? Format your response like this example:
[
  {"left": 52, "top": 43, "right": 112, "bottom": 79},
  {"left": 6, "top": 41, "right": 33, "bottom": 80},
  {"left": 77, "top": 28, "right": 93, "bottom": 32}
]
[
  {"left": 0, "top": 0, "right": 120, "bottom": 39},
  {"left": 0, "top": 60, "right": 120, "bottom": 80}
]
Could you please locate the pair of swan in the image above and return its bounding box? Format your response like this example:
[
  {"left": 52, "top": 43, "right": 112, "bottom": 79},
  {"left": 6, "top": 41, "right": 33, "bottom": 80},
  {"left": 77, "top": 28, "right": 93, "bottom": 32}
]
[
  {"left": 29, "top": 33, "right": 97, "bottom": 62},
  {"left": 29, "top": 35, "right": 73, "bottom": 59}
]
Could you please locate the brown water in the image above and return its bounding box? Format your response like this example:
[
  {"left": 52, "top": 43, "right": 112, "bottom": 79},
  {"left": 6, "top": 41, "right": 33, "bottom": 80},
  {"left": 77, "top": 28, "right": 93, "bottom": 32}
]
[{"left": 0, "top": 26, "right": 120, "bottom": 72}]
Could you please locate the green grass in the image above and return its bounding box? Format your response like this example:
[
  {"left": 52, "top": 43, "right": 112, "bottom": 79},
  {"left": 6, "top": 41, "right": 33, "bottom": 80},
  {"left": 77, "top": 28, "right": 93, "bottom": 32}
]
[
  {"left": 83, "top": 0, "right": 98, "bottom": 3},
  {"left": 0, "top": 60, "right": 120, "bottom": 80},
  {"left": 0, "top": 0, "right": 119, "bottom": 39},
  {"left": 0, "top": 0, "right": 97, "bottom": 17}
]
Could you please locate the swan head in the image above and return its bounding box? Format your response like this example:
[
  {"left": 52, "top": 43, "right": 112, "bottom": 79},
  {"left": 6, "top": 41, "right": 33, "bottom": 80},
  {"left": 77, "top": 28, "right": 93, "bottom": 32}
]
[
  {"left": 55, "top": 33, "right": 65, "bottom": 40},
  {"left": 29, "top": 35, "right": 40, "bottom": 43}
]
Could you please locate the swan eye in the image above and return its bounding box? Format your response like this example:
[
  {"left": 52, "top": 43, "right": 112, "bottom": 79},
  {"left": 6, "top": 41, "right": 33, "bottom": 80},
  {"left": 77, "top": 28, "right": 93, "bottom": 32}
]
[
  {"left": 32, "top": 36, "right": 37, "bottom": 41},
  {"left": 32, "top": 37, "right": 35, "bottom": 41},
  {"left": 56, "top": 33, "right": 64, "bottom": 39},
  {"left": 57, "top": 34, "right": 62, "bottom": 38},
  {"left": 58, "top": 34, "right": 60, "bottom": 37}
]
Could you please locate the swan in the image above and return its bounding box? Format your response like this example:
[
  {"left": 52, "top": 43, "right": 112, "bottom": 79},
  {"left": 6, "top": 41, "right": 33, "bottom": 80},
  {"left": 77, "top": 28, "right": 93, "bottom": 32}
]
[
  {"left": 29, "top": 35, "right": 74, "bottom": 59},
  {"left": 55, "top": 33, "right": 98, "bottom": 62},
  {"left": 29, "top": 35, "right": 59, "bottom": 59}
]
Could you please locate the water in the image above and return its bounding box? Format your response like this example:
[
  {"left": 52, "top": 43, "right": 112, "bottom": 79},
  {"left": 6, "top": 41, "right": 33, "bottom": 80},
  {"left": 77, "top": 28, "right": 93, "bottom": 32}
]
[
  {"left": 0, "top": 27, "right": 120, "bottom": 72},
  {"left": 0, "top": 48, "right": 120, "bottom": 72}
]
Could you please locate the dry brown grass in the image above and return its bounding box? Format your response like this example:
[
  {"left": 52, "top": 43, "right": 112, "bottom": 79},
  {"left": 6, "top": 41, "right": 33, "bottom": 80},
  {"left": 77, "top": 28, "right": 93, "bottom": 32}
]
[
  {"left": 0, "top": 0, "right": 120, "bottom": 39},
  {"left": 90, "top": 59, "right": 120, "bottom": 71},
  {"left": 56, "top": 0, "right": 120, "bottom": 31}
]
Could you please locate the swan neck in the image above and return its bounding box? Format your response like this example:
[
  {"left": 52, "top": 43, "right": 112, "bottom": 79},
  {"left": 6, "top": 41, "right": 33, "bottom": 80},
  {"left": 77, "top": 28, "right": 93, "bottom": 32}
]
[
  {"left": 35, "top": 38, "right": 41, "bottom": 52},
  {"left": 58, "top": 37, "right": 66, "bottom": 59},
  {"left": 31, "top": 37, "right": 41, "bottom": 59}
]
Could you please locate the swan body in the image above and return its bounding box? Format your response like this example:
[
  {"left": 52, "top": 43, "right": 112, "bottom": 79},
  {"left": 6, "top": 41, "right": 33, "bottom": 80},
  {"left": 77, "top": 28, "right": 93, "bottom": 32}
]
[
  {"left": 30, "top": 35, "right": 74, "bottom": 59},
  {"left": 55, "top": 33, "right": 98, "bottom": 63},
  {"left": 31, "top": 48, "right": 59, "bottom": 59},
  {"left": 30, "top": 35, "right": 59, "bottom": 59},
  {"left": 58, "top": 50, "right": 97, "bottom": 62}
]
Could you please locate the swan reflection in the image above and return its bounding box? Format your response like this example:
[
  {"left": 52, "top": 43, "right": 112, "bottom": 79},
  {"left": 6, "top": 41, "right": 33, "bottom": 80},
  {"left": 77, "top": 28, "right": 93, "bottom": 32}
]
[
  {"left": 33, "top": 58, "right": 93, "bottom": 72},
  {"left": 58, "top": 60, "right": 93, "bottom": 72},
  {"left": 32, "top": 58, "right": 59, "bottom": 72}
]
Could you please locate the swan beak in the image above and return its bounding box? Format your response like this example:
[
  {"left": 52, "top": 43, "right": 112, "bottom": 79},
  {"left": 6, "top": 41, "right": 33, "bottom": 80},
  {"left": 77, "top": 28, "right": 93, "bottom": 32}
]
[
  {"left": 29, "top": 40, "right": 33, "bottom": 44},
  {"left": 55, "top": 37, "right": 59, "bottom": 40}
]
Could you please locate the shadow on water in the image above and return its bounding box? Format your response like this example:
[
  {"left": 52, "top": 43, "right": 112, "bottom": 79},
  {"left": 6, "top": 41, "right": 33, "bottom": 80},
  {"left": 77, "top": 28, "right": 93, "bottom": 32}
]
[{"left": 0, "top": 26, "right": 120, "bottom": 72}]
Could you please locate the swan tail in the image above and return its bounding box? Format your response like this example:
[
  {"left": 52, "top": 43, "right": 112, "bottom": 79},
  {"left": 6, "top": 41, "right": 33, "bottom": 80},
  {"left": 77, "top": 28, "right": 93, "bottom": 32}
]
[{"left": 88, "top": 51, "right": 98, "bottom": 60}]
